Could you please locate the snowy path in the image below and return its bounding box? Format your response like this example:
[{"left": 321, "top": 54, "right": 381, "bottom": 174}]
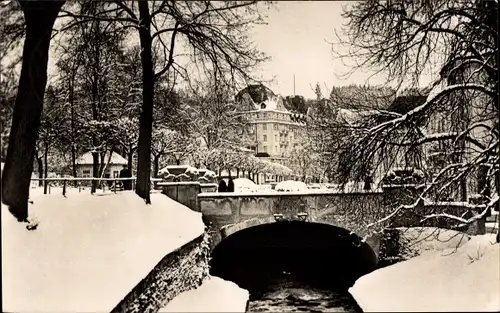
[{"left": 2, "top": 189, "right": 205, "bottom": 312}]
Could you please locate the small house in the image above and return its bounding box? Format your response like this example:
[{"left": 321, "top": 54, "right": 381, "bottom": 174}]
[{"left": 75, "top": 152, "right": 128, "bottom": 178}]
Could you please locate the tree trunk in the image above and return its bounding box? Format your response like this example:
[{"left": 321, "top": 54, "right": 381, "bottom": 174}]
[
  {"left": 100, "top": 149, "right": 113, "bottom": 178},
  {"left": 69, "top": 79, "right": 77, "bottom": 179},
  {"left": 71, "top": 145, "right": 77, "bottom": 187},
  {"left": 90, "top": 1, "right": 101, "bottom": 194},
  {"left": 127, "top": 149, "right": 133, "bottom": 171},
  {"left": 43, "top": 143, "right": 49, "bottom": 194},
  {"left": 37, "top": 152, "right": 43, "bottom": 187},
  {"left": 153, "top": 154, "right": 160, "bottom": 178},
  {"left": 496, "top": 171, "right": 500, "bottom": 243},
  {"left": 91, "top": 152, "right": 99, "bottom": 193},
  {"left": 1, "top": 1, "right": 64, "bottom": 222},
  {"left": 98, "top": 149, "right": 106, "bottom": 177},
  {"left": 135, "top": 0, "right": 154, "bottom": 203}
]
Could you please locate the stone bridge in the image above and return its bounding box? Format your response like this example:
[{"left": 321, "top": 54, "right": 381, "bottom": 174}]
[
  {"left": 159, "top": 182, "right": 483, "bottom": 290},
  {"left": 198, "top": 190, "right": 387, "bottom": 255},
  {"left": 159, "top": 182, "right": 483, "bottom": 258}
]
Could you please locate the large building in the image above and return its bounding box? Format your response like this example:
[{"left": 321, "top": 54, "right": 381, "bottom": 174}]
[{"left": 235, "top": 84, "right": 307, "bottom": 172}]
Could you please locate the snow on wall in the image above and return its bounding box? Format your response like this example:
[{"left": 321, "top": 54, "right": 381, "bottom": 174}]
[
  {"left": 350, "top": 234, "right": 500, "bottom": 312},
  {"left": 2, "top": 190, "right": 205, "bottom": 313}
]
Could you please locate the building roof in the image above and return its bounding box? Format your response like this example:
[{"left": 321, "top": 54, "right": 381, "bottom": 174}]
[
  {"left": 235, "top": 84, "right": 276, "bottom": 104},
  {"left": 235, "top": 84, "right": 289, "bottom": 112},
  {"left": 76, "top": 152, "right": 127, "bottom": 165}
]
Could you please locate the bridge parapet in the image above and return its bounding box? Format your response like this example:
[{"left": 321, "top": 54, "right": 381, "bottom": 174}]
[{"left": 198, "top": 190, "right": 387, "bottom": 251}]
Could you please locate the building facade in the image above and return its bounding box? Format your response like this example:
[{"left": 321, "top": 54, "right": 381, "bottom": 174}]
[{"left": 235, "top": 85, "right": 307, "bottom": 173}]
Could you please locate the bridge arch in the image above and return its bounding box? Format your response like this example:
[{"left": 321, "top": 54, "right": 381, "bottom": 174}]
[{"left": 210, "top": 220, "right": 377, "bottom": 293}]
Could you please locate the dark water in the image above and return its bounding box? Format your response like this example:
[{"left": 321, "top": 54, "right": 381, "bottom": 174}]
[{"left": 245, "top": 275, "right": 363, "bottom": 312}]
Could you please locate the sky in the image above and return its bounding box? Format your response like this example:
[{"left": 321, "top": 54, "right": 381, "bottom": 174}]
[
  {"left": 250, "top": 1, "right": 371, "bottom": 99},
  {"left": 2, "top": 1, "right": 431, "bottom": 99}
]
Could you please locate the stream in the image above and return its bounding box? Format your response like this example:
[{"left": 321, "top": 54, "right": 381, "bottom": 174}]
[{"left": 245, "top": 274, "right": 363, "bottom": 312}]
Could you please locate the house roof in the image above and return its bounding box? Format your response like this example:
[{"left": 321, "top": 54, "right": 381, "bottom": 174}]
[
  {"left": 235, "top": 84, "right": 276, "bottom": 104},
  {"left": 235, "top": 84, "right": 289, "bottom": 112},
  {"left": 76, "top": 152, "right": 127, "bottom": 165}
]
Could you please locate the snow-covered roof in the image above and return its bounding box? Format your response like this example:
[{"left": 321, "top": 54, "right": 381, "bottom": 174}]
[
  {"left": 76, "top": 152, "right": 127, "bottom": 165},
  {"left": 235, "top": 84, "right": 289, "bottom": 112}
]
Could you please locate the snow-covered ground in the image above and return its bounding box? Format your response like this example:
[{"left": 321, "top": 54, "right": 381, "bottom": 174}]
[
  {"left": 350, "top": 233, "right": 500, "bottom": 312},
  {"left": 159, "top": 276, "right": 249, "bottom": 312},
  {"left": 2, "top": 188, "right": 205, "bottom": 313}
]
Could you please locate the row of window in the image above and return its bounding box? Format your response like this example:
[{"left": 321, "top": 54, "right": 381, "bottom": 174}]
[
  {"left": 262, "top": 133, "right": 294, "bottom": 142},
  {"left": 260, "top": 144, "right": 293, "bottom": 154},
  {"left": 262, "top": 124, "right": 280, "bottom": 131}
]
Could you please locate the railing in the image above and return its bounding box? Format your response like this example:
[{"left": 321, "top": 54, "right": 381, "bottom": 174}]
[{"left": 31, "top": 177, "right": 163, "bottom": 196}]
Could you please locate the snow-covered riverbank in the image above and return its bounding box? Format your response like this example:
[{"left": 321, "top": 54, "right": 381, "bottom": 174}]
[
  {"left": 2, "top": 189, "right": 205, "bottom": 312},
  {"left": 351, "top": 232, "right": 500, "bottom": 311}
]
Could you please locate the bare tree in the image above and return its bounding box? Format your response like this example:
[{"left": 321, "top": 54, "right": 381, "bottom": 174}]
[
  {"left": 332, "top": 0, "right": 499, "bottom": 240},
  {"left": 288, "top": 136, "right": 320, "bottom": 182},
  {"left": 184, "top": 77, "right": 251, "bottom": 151},
  {"left": 1, "top": 0, "right": 65, "bottom": 222},
  {"left": 60, "top": 1, "right": 269, "bottom": 203}
]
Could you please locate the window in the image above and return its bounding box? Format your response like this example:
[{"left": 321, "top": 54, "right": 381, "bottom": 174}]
[
  {"left": 275, "top": 134, "right": 278, "bottom": 141},
  {"left": 263, "top": 146, "right": 267, "bottom": 152},
  {"left": 82, "top": 169, "right": 91, "bottom": 178},
  {"left": 263, "top": 124, "right": 267, "bottom": 130},
  {"left": 113, "top": 171, "right": 119, "bottom": 178},
  {"left": 274, "top": 124, "right": 279, "bottom": 130},
  {"left": 275, "top": 146, "right": 278, "bottom": 153},
  {"left": 263, "top": 135, "right": 267, "bottom": 141}
]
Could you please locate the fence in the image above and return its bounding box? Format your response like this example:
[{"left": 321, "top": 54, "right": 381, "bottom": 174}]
[{"left": 31, "top": 177, "right": 163, "bottom": 196}]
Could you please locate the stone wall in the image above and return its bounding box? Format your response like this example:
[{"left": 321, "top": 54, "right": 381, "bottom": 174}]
[
  {"left": 158, "top": 182, "right": 200, "bottom": 212},
  {"left": 111, "top": 233, "right": 210, "bottom": 313}
]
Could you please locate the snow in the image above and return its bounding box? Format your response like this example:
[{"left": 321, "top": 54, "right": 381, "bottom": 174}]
[
  {"left": 159, "top": 276, "right": 249, "bottom": 312},
  {"left": 350, "top": 233, "right": 500, "bottom": 312},
  {"left": 233, "top": 178, "right": 258, "bottom": 192},
  {"left": 275, "top": 180, "right": 308, "bottom": 192},
  {"left": 76, "top": 151, "right": 128, "bottom": 165},
  {"left": 2, "top": 189, "right": 205, "bottom": 313}
]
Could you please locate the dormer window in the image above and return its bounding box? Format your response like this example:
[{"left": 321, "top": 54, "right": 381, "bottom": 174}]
[{"left": 260, "top": 102, "right": 267, "bottom": 109}]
